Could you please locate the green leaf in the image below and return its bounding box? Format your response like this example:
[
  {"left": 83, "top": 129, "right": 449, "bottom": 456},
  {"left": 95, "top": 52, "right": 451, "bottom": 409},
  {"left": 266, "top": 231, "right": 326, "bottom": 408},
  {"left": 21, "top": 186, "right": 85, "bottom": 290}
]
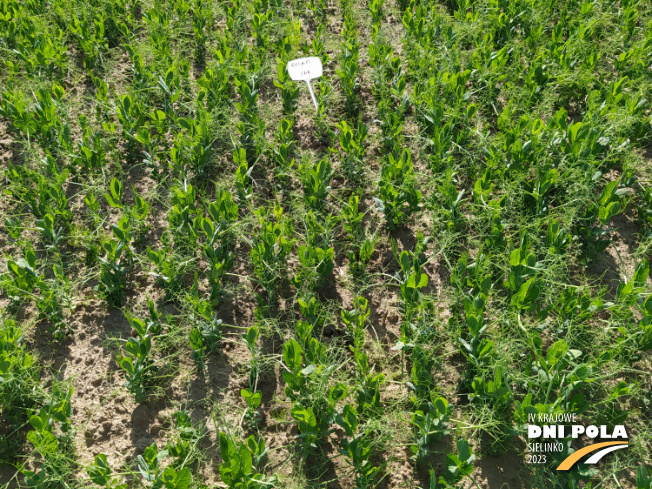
[
  {"left": 244, "top": 327, "right": 258, "bottom": 350},
  {"left": 633, "top": 260, "right": 649, "bottom": 286},
  {"left": 599, "top": 180, "right": 619, "bottom": 207},
  {"left": 328, "top": 383, "right": 348, "bottom": 406},
  {"left": 162, "top": 467, "right": 191, "bottom": 489},
  {"left": 283, "top": 339, "right": 303, "bottom": 372},
  {"left": 457, "top": 438, "right": 472, "bottom": 462},
  {"left": 133, "top": 191, "right": 150, "bottom": 220},
  {"left": 241, "top": 388, "right": 262, "bottom": 409},
  {"left": 599, "top": 201, "right": 621, "bottom": 225},
  {"left": 87, "top": 454, "right": 111, "bottom": 485},
  {"left": 29, "top": 414, "right": 46, "bottom": 431},
  {"left": 636, "top": 465, "right": 651, "bottom": 489},
  {"left": 546, "top": 339, "right": 568, "bottom": 368},
  {"left": 27, "top": 430, "right": 58, "bottom": 454},
  {"left": 189, "top": 328, "right": 204, "bottom": 350},
  {"left": 511, "top": 278, "right": 541, "bottom": 309},
  {"left": 119, "top": 356, "right": 134, "bottom": 374}
]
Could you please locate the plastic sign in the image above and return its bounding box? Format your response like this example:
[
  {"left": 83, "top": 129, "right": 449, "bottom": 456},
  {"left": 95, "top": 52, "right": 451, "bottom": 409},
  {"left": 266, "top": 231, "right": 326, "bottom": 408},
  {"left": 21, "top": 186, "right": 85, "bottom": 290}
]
[
  {"left": 286, "top": 57, "right": 323, "bottom": 111},
  {"left": 287, "top": 56, "right": 323, "bottom": 81}
]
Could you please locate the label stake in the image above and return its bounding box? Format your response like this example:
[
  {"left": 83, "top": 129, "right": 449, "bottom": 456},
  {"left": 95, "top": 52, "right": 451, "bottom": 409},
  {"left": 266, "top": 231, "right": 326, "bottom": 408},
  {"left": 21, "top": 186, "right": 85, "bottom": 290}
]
[
  {"left": 306, "top": 80, "right": 318, "bottom": 112},
  {"left": 286, "top": 56, "right": 323, "bottom": 114}
]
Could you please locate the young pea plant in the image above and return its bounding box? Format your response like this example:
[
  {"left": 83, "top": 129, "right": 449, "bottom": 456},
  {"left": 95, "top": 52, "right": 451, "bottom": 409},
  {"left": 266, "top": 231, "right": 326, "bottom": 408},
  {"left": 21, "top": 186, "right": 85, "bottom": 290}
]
[
  {"left": 368, "top": 0, "right": 384, "bottom": 26},
  {"left": 298, "top": 158, "right": 332, "bottom": 210},
  {"left": 76, "top": 118, "right": 107, "bottom": 171},
  {"left": 105, "top": 177, "right": 151, "bottom": 248},
  {"left": 290, "top": 382, "right": 347, "bottom": 454},
  {"left": 70, "top": 10, "right": 108, "bottom": 73},
  {"left": 250, "top": 204, "right": 295, "bottom": 300},
  {"left": 347, "top": 238, "right": 374, "bottom": 278},
  {"left": 375, "top": 148, "right": 422, "bottom": 228},
  {"left": 469, "top": 365, "right": 512, "bottom": 424},
  {"left": 282, "top": 338, "right": 310, "bottom": 403},
  {"left": 166, "top": 410, "right": 206, "bottom": 467},
  {"left": 197, "top": 65, "right": 230, "bottom": 112},
  {"left": 353, "top": 350, "right": 385, "bottom": 418},
  {"left": 271, "top": 118, "right": 296, "bottom": 186},
  {"left": 86, "top": 454, "right": 127, "bottom": 489},
  {"left": 546, "top": 219, "right": 571, "bottom": 254},
  {"left": 136, "top": 443, "right": 192, "bottom": 488},
  {"left": 35, "top": 213, "right": 63, "bottom": 249},
  {"left": 291, "top": 404, "right": 321, "bottom": 451},
  {"left": 335, "top": 405, "right": 380, "bottom": 489},
  {"left": 298, "top": 294, "right": 324, "bottom": 329},
  {"left": 296, "top": 214, "right": 335, "bottom": 282},
  {"left": 273, "top": 59, "right": 299, "bottom": 115},
  {"left": 36, "top": 262, "right": 72, "bottom": 341},
  {"left": 526, "top": 339, "right": 591, "bottom": 415},
  {"left": 336, "top": 27, "right": 360, "bottom": 115},
  {"left": 232, "top": 153, "right": 253, "bottom": 205},
  {"left": 391, "top": 231, "right": 430, "bottom": 337},
  {"left": 410, "top": 396, "right": 453, "bottom": 463},
  {"left": 192, "top": 0, "right": 210, "bottom": 65},
  {"left": 200, "top": 188, "right": 238, "bottom": 305},
  {"left": 307, "top": 0, "right": 326, "bottom": 19},
  {"left": 314, "top": 79, "right": 333, "bottom": 130},
  {"left": 304, "top": 210, "right": 338, "bottom": 251},
  {"left": 97, "top": 239, "right": 127, "bottom": 307},
  {"left": 218, "top": 432, "right": 277, "bottom": 488},
  {"left": 342, "top": 297, "right": 385, "bottom": 417},
  {"left": 114, "top": 96, "right": 139, "bottom": 159},
  {"left": 437, "top": 438, "right": 476, "bottom": 487},
  {"left": 234, "top": 74, "right": 260, "bottom": 155},
  {"left": 4, "top": 215, "right": 22, "bottom": 244},
  {"left": 117, "top": 314, "right": 159, "bottom": 403},
  {"left": 294, "top": 244, "right": 334, "bottom": 293},
  {"left": 436, "top": 171, "right": 466, "bottom": 231},
  {"left": 575, "top": 177, "right": 630, "bottom": 263},
  {"left": 637, "top": 465, "right": 652, "bottom": 489},
  {"left": 250, "top": 11, "right": 270, "bottom": 49},
  {"left": 283, "top": 330, "right": 332, "bottom": 448},
  {"left": 378, "top": 105, "right": 404, "bottom": 153},
  {"left": 341, "top": 194, "right": 364, "bottom": 240},
  {"left": 525, "top": 167, "right": 558, "bottom": 217},
  {"left": 147, "top": 246, "right": 176, "bottom": 293},
  {"left": 157, "top": 66, "right": 182, "bottom": 117},
  {"left": 341, "top": 295, "right": 370, "bottom": 350},
  {"left": 449, "top": 252, "right": 495, "bottom": 389},
  {"left": 506, "top": 235, "right": 548, "bottom": 317},
  {"left": 170, "top": 112, "right": 213, "bottom": 177},
  {"left": 336, "top": 120, "right": 367, "bottom": 181},
  {"left": 241, "top": 326, "right": 262, "bottom": 429},
  {"left": 4, "top": 248, "right": 40, "bottom": 305},
  {"left": 169, "top": 179, "right": 199, "bottom": 250},
  {"left": 409, "top": 344, "right": 435, "bottom": 405},
  {"left": 27, "top": 383, "right": 74, "bottom": 448},
  {"left": 191, "top": 299, "right": 223, "bottom": 353}
]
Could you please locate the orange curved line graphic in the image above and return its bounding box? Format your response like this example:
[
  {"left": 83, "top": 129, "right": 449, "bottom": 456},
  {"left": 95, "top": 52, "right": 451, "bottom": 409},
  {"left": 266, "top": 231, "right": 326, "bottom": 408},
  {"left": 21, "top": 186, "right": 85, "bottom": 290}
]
[{"left": 556, "top": 441, "right": 628, "bottom": 471}]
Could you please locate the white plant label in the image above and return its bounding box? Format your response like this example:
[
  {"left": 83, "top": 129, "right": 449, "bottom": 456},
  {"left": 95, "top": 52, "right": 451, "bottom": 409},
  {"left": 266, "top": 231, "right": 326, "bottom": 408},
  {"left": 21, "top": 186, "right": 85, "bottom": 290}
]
[
  {"left": 287, "top": 57, "right": 323, "bottom": 112},
  {"left": 287, "top": 56, "right": 323, "bottom": 81}
]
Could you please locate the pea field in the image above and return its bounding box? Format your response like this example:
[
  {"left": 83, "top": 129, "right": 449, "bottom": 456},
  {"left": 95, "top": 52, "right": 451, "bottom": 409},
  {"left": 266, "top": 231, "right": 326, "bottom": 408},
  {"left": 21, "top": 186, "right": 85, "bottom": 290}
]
[{"left": 1, "top": 0, "right": 652, "bottom": 487}]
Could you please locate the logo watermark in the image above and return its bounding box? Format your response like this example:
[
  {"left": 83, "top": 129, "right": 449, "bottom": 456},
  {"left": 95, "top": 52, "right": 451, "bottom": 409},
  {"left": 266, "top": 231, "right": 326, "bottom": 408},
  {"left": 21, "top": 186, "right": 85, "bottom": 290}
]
[{"left": 526, "top": 413, "right": 628, "bottom": 470}]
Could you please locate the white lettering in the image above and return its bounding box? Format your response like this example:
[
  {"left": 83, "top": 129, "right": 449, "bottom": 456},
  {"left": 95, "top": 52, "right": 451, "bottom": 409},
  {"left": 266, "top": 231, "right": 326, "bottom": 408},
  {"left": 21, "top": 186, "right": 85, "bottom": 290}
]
[
  {"left": 528, "top": 425, "right": 542, "bottom": 438},
  {"left": 586, "top": 425, "right": 599, "bottom": 438},
  {"left": 543, "top": 425, "right": 557, "bottom": 438},
  {"left": 612, "top": 425, "right": 628, "bottom": 439}
]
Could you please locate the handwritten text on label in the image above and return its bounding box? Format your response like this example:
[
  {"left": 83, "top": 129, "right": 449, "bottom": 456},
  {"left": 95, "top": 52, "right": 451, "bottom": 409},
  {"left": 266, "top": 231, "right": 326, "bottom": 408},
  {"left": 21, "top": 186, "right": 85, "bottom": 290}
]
[{"left": 287, "top": 56, "right": 323, "bottom": 82}]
